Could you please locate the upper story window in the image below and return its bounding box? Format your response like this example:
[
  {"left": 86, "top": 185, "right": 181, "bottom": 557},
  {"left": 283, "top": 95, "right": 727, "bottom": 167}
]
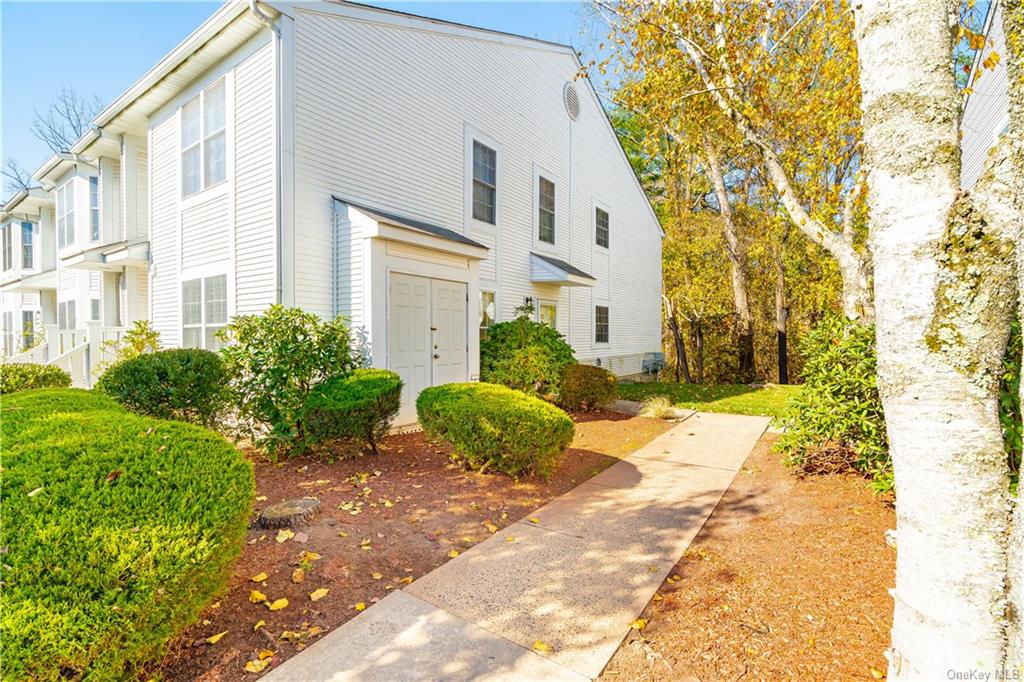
[
  {"left": 21, "top": 222, "right": 33, "bottom": 269},
  {"left": 2, "top": 225, "right": 12, "bottom": 271},
  {"left": 595, "top": 305, "right": 609, "bottom": 343},
  {"left": 538, "top": 177, "right": 555, "bottom": 244},
  {"left": 89, "top": 177, "right": 100, "bottom": 241},
  {"left": 182, "top": 79, "right": 227, "bottom": 197},
  {"left": 472, "top": 140, "right": 496, "bottom": 224},
  {"left": 596, "top": 207, "right": 610, "bottom": 248},
  {"left": 57, "top": 181, "right": 74, "bottom": 248}
]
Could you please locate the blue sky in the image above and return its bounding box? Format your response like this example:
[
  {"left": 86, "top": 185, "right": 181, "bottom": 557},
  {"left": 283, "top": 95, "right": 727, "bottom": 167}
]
[{"left": 1, "top": 1, "right": 600, "bottom": 180}]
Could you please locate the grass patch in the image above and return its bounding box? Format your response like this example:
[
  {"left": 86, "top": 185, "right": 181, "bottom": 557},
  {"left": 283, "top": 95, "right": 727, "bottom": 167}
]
[{"left": 618, "top": 382, "right": 801, "bottom": 419}]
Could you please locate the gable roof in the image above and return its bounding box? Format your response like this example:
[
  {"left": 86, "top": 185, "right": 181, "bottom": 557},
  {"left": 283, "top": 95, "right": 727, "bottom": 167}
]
[{"left": 335, "top": 197, "right": 487, "bottom": 249}]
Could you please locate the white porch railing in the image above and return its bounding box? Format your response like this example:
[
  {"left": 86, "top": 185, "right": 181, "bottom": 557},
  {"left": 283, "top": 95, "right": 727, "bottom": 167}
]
[
  {"left": 50, "top": 342, "right": 91, "bottom": 388},
  {"left": 7, "top": 342, "right": 49, "bottom": 365}
]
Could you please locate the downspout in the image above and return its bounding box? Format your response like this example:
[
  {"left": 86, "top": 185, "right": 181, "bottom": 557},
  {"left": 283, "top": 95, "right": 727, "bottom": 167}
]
[{"left": 248, "top": 0, "right": 285, "bottom": 304}]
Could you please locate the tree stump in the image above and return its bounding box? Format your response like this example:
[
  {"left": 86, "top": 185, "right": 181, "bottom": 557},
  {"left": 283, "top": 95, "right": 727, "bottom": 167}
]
[{"left": 257, "top": 498, "right": 321, "bottom": 529}]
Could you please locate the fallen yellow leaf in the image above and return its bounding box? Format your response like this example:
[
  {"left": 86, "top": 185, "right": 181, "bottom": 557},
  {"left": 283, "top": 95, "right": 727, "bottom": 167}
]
[
  {"left": 206, "top": 631, "right": 228, "bottom": 645},
  {"left": 267, "top": 598, "right": 289, "bottom": 611},
  {"left": 506, "top": 536, "right": 516, "bottom": 543},
  {"left": 245, "top": 658, "right": 271, "bottom": 673},
  {"left": 253, "top": 620, "right": 266, "bottom": 631},
  {"left": 399, "top": 576, "right": 413, "bottom": 584},
  {"left": 259, "top": 649, "right": 275, "bottom": 660},
  {"left": 532, "top": 640, "right": 553, "bottom": 653},
  {"left": 484, "top": 521, "right": 498, "bottom": 533},
  {"left": 249, "top": 590, "right": 267, "bottom": 604},
  {"left": 448, "top": 549, "right": 460, "bottom": 558},
  {"left": 869, "top": 667, "right": 884, "bottom": 680},
  {"left": 652, "top": 593, "right": 663, "bottom": 602},
  {"left": 528, "top": 517, "right": 540, "bottom": 524},
  {"left": 372, "top": 572, "right": 383, "bottom": 580},
  {"left": 251, "top": 572, "right": 268, "bottom": 582},
  {"left": 292, "top": 568, "right": 306, "bottom": 584},
  {"left": 255, "top": 495, "right": 268, "bottom": 501},
  {"left": 309, "top": 587, "right": 330, "bottom": 601},
  {"left": 338, "top": 531, "right": 349, "bottom": 537},
  {"left": 630, "top": 618, "right": 648, "bottom": 630},
  {"left": 276, "top": 529, "right": 294, "bottom": 543},
  {"left": 354, "top": 602, "right": 366, "bottom": 611}
]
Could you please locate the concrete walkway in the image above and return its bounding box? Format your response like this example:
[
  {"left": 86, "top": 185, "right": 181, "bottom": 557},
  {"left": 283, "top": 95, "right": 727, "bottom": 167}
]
[{"left": 266, "top": 411, "right": 771, "bottom": 681}]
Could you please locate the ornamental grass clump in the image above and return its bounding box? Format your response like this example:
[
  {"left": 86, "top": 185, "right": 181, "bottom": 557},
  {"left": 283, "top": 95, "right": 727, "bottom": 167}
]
[
  {"left": 417, "top": 382, "right": 575, "bottom": 477},
  {"left": 1, "top": 388, "right": 253, "bottom": 681}
]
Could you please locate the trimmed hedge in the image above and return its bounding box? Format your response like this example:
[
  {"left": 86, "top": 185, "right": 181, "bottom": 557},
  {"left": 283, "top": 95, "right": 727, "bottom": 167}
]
[
  {"left": 95, "top": 348, "right": 228, "bottom": 426},
  {"left": 0, "top": 362, "right": 71, "bottom": 394},
  {"left": 417, "top": 382, "right": 575, "bottom": 477},
  {"left": 1, "top": 389, "right": 253, "bottom": 681},
  {"left": 305, "top": 369, "right": 403, "bottom": 455},
  {"left": 559, "top": 364, "right": 618, "bottom": 411}
]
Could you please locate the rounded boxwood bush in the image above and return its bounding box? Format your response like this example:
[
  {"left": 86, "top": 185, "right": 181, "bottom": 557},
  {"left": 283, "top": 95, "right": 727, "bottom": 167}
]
[
  {"left": 95, "top": 348, "right": 228, "bottom": 426},
  {"left": 305, "top": 368, "right": 403, "bottom": 455},
  {"left": 416, "top": 382, "right": 575, "bottom": 477},
  {"left": 559, "top": 363, "right": 618, "bottom": 411},
  {"left": 1, "top": 388, "right": 253, "bottom": 681},
  {"left": 480, "top": 312, "right": 576, "bottom": 398},
  {"left": 0, "top": 362, "right": 71, "bottom": 394}
]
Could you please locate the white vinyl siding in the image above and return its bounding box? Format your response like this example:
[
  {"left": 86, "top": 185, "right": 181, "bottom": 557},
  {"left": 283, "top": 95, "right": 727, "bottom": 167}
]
[
  {"left": 150, "top": 114, "right": 180, "bottom": 345},
  {"left": 961, "top": 3, "right": 1009, "bottom": 189},
  {"left": 233, "top": 41, "right": 277, "bottom": 314},
  {"left": 182, "top": 196, "right": 230, "bottom": 267}
]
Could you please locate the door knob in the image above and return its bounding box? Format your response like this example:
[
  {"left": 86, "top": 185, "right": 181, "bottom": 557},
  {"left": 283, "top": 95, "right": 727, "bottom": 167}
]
[{"left": 433, "top": 353, "right": 440, "bottom": 359}]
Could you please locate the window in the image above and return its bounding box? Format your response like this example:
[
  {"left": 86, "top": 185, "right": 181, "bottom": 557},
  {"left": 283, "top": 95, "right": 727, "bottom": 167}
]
[
  {"left": 90, "top": 298, "right": 101, "bottom": 321},
  {"left": 183, "top": 274, "right": 228, "bottom": 349},
  {"left": 539, "top": 302, "right": 556, "bottom": 327},
  {"left": 3, "top": 311, "right": 13, "bottom": 356},
  {"left": 21, "top": 310, "right": 34, "bottom": 350},
  {"left": 472, "top": 140, "right": 496, "bottom": 223},
  {"left": 21, "top": 222, "right": 33, "bottom": 269},
  {"left": 182, "top": 79, "right": 227, "bottom": 197},
  {"left": 596, "top": 207, "right": 609, "bottom": 248},
  {"left": 89, "top": 176, "right": 100, "bottom": 241},
  {"left": 595, "top": 305, "right": 609, "bottom": 343},
  {"left": 58, "top": 300, "right": 76, "bottom": 331},
  {"left": 479, "top": 290, "right": 496, "bottom": 340},
  {"left": 2, "top": 224, "right": 11, "bottom": 271},
  {"left": 57, "top": 181, "right": 74, "bottom": 247},
  {"left": 538, "top": 177, "right": 555, "bottom": 244}
]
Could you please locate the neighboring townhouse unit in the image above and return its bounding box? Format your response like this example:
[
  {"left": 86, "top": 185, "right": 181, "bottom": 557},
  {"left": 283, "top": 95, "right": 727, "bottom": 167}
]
[
  {"left": 2, "top": 1, "right": 664, "bottom": 423},
  {"left": 0, "top": 189, "right": 56, "bottom": 359},
  {"left": 961, "top": 0, "right": 1009, "bottom": 190}
]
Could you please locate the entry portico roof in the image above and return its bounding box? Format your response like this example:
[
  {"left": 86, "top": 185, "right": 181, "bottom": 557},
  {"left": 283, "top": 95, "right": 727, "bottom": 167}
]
[
  {"left": 530, "top": 252, "right": 596, "bottom": 286},
  {"left": 334, "top": 197, "right": 488, "bottom": 250}
]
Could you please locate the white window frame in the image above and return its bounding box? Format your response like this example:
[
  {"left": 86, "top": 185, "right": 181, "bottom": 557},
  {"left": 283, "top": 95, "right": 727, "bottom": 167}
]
[
  {"left": 479, "top": 290, "right": 496, "bottom": 339},
  {"left": 181, "top": 268, "right": 231, "bottom": 350},
  {"left": 595, "top": 305, "right": 609, "bottom": 344},
  {"left": 57, "top": 180, "right": 75, "bottom": 248},
  {"left": 89, "top": 176, "right": 100, "bottom": 241},
  {"left": 181, "top": 78, "right": 228, "bottom": 199},
  {"left": 538, "top": 300, "right": 557, "bottom": 328},
  {"left": 594, "top": 202, "right": 611, "bottom": 249},
  {"left": 21, "top": 310, "right": 34, "bottom": 350},
  {"left": 532, "top": 165, "right": 560, "bottom": 251},
  {"left": 21, "top": 221, "right": 34, "bottom": 269},
  {"left": 464, "top": 125, "right": 502, "bottom": 229},
  {"left": 58, "top": 300, "right": 77, "bottom": 331},
  {"left": 2, "top": 224, "right": 11, "bottom": 271}
]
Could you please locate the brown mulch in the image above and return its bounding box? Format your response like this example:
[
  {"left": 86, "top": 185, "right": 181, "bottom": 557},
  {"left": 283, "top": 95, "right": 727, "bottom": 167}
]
[
  {"left": 160, "top": 410, "right": 672, "bottom": 681},
  {"left": 600, "top": 433, "right": 896, "bottom": 682}
]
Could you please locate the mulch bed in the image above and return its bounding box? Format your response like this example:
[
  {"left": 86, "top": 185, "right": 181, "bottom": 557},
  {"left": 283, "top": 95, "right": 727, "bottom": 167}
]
[
  {"left": 601, "top": 433, "right": 896, "bottom": 681},
  {"left": 160, "top": 410, "right": 672, "bottom": 681}
]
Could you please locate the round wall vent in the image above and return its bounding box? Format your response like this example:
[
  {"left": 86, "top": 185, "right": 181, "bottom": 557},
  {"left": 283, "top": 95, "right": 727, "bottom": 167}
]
[{"left": 563, "top": 82, "right": 581, "bottom": 121}]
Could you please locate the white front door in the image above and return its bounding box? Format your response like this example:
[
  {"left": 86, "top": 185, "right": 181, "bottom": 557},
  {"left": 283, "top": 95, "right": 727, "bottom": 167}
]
[{"left": 388, "top": 274, "right": 468, "bottom": 424}]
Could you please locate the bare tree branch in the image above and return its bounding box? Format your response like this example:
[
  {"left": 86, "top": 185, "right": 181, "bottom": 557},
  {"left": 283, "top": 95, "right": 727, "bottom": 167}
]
[
  {"left": 30, "top": 85, "right": 103, "bottom": 154},
  {"left": 2, "top": 157, "right": 34, "bottom": 196}
]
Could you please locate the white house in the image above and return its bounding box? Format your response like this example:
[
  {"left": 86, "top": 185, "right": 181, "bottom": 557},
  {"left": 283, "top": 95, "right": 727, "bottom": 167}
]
[
  {"left": 2, "top": 1, "right": 663, "bottom": 424},
  {"left": 960, "top": 0, "right": 1009, "bottom": 190}
]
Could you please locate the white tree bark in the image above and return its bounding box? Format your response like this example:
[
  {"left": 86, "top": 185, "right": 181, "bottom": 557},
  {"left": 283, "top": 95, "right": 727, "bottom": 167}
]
[{"left": 855, "top": 0, "right": 1017, "bottom": 678}]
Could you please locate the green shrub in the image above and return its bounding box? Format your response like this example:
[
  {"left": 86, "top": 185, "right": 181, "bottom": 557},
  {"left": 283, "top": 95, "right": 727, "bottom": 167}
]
[
  {"left": 219, "top": 305, "right": 359, "bottom": 455},
  {"left": 559, "top": 363, "right": 618, "bottom": 411},
  {"left": 1001, "top": 316, "right": 1022, "bottom": 493},
  {"left": 776, "top": 316, "right": 891, "bottom": 492},
  {"left": 480, "top": 306, "right": 575, "bottom": 398},
  {"left": 0, "top": 362, "right": 72, "bottom": 394},
  {"left": 417, "top": 382, "right": 575, "bottom": 477},
  {"left": 1, "top": 389, "right": 253, "bottom": 681},
  {"left": 305, "top": 369, "right": 403, "bottom": 455},
  {"left": 95, "top": 348, "right": 228, "bottom": 426}
]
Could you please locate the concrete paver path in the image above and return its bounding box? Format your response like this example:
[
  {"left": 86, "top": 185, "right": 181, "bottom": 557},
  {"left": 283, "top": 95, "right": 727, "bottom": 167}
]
[{"left": 266, "top": 411, "right": 770, "bottom": 681}]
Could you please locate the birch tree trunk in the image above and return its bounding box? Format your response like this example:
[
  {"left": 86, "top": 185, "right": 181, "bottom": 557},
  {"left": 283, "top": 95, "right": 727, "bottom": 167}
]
[
  {"left": 1003, "top": 0, "right": 1024, "bottom": 669},
  {"left": 703, "top": 136, "right": 755, "bottom": 382},
  {"left": 855, "top": 0, "right": 1018, "bottom": 677}
]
